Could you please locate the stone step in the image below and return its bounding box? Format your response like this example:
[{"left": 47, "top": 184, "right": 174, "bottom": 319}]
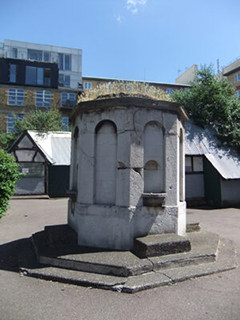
[
  {"left": 19, "top": 237, "right": 237, "bottom": 293},
  {"left": 38, "top": 250, "right": 153, "bottom": 277},
  {"left": 133, "top": 233, "right": 191, "bottom": 258},
  {"left": 149, "top": 231, "right": 220, "bottom": 270},
  {"left": 44, "top": 225, "right": 78, "bottom": 246},
  {"left": 32, "top": 225, "right": 220, "bottom": 278}
]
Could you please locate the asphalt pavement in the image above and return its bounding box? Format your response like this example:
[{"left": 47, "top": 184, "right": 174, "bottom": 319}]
[{"left": 0, "top": 198, "right": 239, "bottom": 320}]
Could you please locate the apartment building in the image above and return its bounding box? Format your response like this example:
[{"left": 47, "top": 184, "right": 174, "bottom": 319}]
[
  {"left": 0, "top": 39, "right": 82, "bottom": 132},
  {"left": 0, "top": 39, "right": 82, "bottom": 89}
]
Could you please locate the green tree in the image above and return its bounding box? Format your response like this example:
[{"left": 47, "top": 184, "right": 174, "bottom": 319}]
[
  {"left": 0, "top": 149, "right": 21, "bottom": 218},
  {"left": 0, "top": 110, "right": 68, "bottom": 150},
  {"left": 14, "top": 109, "right": 63, "bottom": 134},
  {"left": 172, "top": 66, "right": 240, "bottom": 152}
]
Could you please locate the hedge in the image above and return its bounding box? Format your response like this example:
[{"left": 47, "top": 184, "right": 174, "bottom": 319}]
[{"left": 0, "top": 149, "right": 21, "bottom": 218}]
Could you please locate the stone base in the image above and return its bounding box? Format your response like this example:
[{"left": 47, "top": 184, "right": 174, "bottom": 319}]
[
  {"left": 18, "top": 224, "right": 237, "bottom": 293},
  {"left": 68, "top": 202, "right": 187, "bottom": 250}
]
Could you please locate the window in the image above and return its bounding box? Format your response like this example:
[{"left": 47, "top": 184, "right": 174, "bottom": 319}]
[
  {"left": 36, "top": 90, "right": 51, "bottom": 107},
  {"left": 58, "top": 53, "right": 71, "bottom": 71},
  {"left": 27, "top": 49, "right": 50, "bottom": 62},
  {"left": 25, "top": 66, "right": 51, "bottom": 86},
  {"left": 44, "top": 52, "right": 50, "bottom": 62},
  {"left": 234, "top": 73, "right": 240, "bottom": 82},
  {"left": 9, "top": 64, "right": 16, "bottom": 83},
  {"left": 185, "top": 156, "right": 203, "bottom": 173},
  {"left": 12, "top": 48, "right": 18, "bottom": 58},
  {"left": 8, "top": 88, "right": 24, "bottom": 105},
  {"left": 235, "top": 90, "right": 240, "bottom": 99},
  {"left": 7, "top": 114, "right": 24, "bottom": 132},
  {"left": 166, "top": 88, "right": 174, "bottom": 95},
  {"left": 61, "top": 116, "right": 69, "bottom": 131},
  {"left": 28, "top": 49, "right": 43, "bottom": 61},
  {"left": 61, "top": 92, "right": 76, "bottom": 102},
  {"left": 84, "top": 82, "right": 92, "bottom": 90},
  {"left": 61, "top": 92, "right": 76, "bottom": 108},
  {"left": 59, "top": 74, "right": 70, "bottom": 87}
]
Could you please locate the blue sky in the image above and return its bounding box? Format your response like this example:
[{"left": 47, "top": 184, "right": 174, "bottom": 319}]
[{"left": 1, "top": 0, "right": 240, "bottom": 83}]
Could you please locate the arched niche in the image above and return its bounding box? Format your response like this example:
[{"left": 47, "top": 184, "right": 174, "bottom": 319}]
[
  {"left": 144, "top": 160, "right": 161, "bottom": 193},
  {"left": 144, "top": 121, "right": 165, "bottom": 193},
  {"left": 95, "top": 120, "right": 117, "bottom": 205},
  {"left": 179, "top": 127, "right": 184, "bottom": 201},
  {"left": 72, "top": 126, "right": 79, "bottom": 191}
]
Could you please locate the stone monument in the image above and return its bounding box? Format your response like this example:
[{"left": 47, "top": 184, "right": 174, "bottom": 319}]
[{"left": 68, "top": 95, "right": 188, "bottom": 250}]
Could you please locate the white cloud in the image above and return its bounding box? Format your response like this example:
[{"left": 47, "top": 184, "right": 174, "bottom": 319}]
[
  {"left": 115, "top": 14, "right": 122, "bottom": 24},
  {"left": 126, "top": 0, "right": 147, "bottom": 14}
]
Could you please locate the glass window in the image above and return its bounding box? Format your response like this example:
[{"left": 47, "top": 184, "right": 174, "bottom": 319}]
[
  {"left": 235, "top": 90, "right": 240, "bottom": 99},
  {"left": 166, "top": 88, "right": 174, "bottom": 95},
  {"left": 65, "top": 55, "right": 70, "bottom": 70},
  {"left": 27, "top": 49, "right": 43, "bottom": 61},
  {"left": 58, "top": 53, "right": 71, "bottom": 71},
  {"left": 185, "top": 156, "right": 192, "bottom": 172},
  {"left": 58, "top": 53, "right": 64, "bottom": 70},
  {"left": 64, "top": 75, "right": 70, "bottom": 87},
  {"left": 61, "top": 116, "right": 69, "bottom": 131},
  {"left": 7, "top": 114, "right": 24, "bottom": 132},
  {"left": 61, "top": 92, "right": 76, "bottom": 102},
  {"left": 234, "top": 73, "right": 240, "bottom": 82},
  {"left": 59, "top": 74, "right": 70, "bottom": 87},
  {"left": 61, "top": 92, "right": 76, "bottom": 108},
  {"left": 43, "top": 68, "right": 51, "bottom": 86},
  {"left": 12, "top": 48, "right": 18, "bottom": 58},
  {"left": 37, "top": 67, "right": 44, "bottom": 85},
  {"left": 193, "top": 156, "right": 203, "bottom": 172},
  {"left": 9, "top": 64, "right": 16, "bottom": 83},
  {"left": 84, "top": 82, "right": 92, "bottom": 90},
  {"left": 8, "top": 88, "right": 24, "bottom": 105},
  {"left": 44, "top": 52, "right": 50, "bottom": 62},
  {"left": 25, "top": 66, "right": 35, "bottom": 84},
  {"left": 36, "top": 90, "right": 51, "bottom": 107},
  {"left": 25, "top": 66, "right": 51, "bottom": 86},
  {"left": 185, "top": 156, "right": 203, "bottom": 173}
]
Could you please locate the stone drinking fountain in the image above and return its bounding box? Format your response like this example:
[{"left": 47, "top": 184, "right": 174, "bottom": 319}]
[{"left": 67, "top": 95, "right": 188, "bottom": 250}]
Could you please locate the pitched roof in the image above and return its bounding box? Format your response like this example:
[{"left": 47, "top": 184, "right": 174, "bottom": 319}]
[
  {"left": 185, "top": 122, "right": 240, "bottom": 179},
  {"left": 27, "top": 131, "right": 71, "bottom": 165}
]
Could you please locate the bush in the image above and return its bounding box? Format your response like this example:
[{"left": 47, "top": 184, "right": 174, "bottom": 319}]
[{"left": 0, "top": 149, "right": 21, "bottom": 218}]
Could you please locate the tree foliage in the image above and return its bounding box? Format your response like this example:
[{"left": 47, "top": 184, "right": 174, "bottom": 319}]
[
  {"left": 0, "top": 149, "right": 21, "bottom": 218},
  {"left": 0, "top": 110, "right": 66, "bottom": 150},
  {"left": 14, "top": 109, "right": 63, "bottom": 134},
  {"left": 172, "top": 66, "right": 240, "bottom": 152}
]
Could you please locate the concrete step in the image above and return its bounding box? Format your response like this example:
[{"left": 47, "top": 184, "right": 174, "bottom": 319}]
[
  {"left": 19, "top": 237, "right": 237, "bottom": 293},
  {"left": 31, "top": 225, "right": 221, "bottom": 278},
  {"left": 39, "top": 250, "right": 153, "bottom": 277},
  {"left": 133, "top": 233, "right": 191, "bottom": 258}
]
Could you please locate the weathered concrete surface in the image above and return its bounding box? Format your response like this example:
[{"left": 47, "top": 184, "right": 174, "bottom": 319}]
[
  {"left": 134, "top": 233, "right": 191, "bottom": 258},
  {"left": 0, "top": 199, "right": 240, "bottom": 320},
  {"left": 19, "top": 229, "right": 236, "bottom": 293},
  {"left": 17, "top": 214, "right": 236, "bottom": 293}
]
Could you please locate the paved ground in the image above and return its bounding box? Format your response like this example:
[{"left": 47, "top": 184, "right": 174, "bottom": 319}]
[{"left": 0, "top": 198, "right": 239, "bottom": 320}]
